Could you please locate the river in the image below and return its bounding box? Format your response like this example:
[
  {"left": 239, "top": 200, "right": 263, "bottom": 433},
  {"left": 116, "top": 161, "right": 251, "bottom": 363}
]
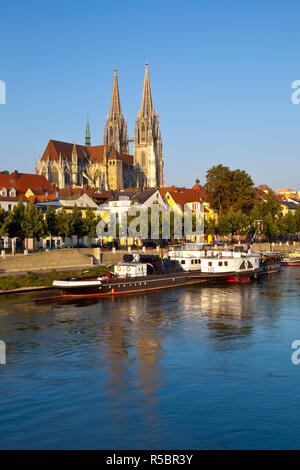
[{"left": 0, "top": 267, "right": 300, "bottom": 449}]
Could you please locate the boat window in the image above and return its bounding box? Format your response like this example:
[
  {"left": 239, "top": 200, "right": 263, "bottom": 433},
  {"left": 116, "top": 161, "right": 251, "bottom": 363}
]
[
  {"left": 191, "top": 260, "right": 194, "bottom": 264},
  {"left": 239, "top": 261, "right": 246, "bottom": 270},
  {"left": 247, "top": 261, "right": 253, "bottom": 269},
  {"left": 208, "top": 262, "right": 212, "bottom": 267},
  {"left": 224, "top": 261, "right": 228, "bottom": 266},
  {"left": 181, "top": 260, "right": 186, "bottom": 264},
  {"left": 218, "top": 261, "right": 222, "bottom": 266}
]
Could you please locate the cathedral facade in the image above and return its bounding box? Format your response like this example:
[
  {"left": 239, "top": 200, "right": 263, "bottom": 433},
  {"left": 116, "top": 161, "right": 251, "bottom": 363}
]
[{"left": 37, "top": 64, "right": 164, "bottom": 190}]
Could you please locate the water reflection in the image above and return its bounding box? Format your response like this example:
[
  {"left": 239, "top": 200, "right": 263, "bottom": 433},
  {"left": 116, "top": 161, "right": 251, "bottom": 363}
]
[{"left": 0, "top": 270, "right": 299, "bottom": 449}]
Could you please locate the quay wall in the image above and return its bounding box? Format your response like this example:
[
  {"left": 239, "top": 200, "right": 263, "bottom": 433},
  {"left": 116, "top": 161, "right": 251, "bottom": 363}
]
[{"left": 0, "top": 248, "right": 158, "bottom": 274}]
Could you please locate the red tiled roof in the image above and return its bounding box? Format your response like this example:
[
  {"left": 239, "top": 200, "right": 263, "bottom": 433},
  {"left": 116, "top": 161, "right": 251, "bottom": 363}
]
[
  {"left": 167, "top": 190, "right": 204, "bottom": 208},
  {"left": 0, "top": 171, "right": 53, "bottom": 194},
  {"left": 41, "top": 140, "right": 90, "bottom": 162},
  {"left": 160, "top": 185, "right": 206, "bottom": 200},
  {"left": 107, "top": 148, "right": 133, "bottom": 166},
  {"left": 89, "top": 145, "right": 107, "bottom": 164}
]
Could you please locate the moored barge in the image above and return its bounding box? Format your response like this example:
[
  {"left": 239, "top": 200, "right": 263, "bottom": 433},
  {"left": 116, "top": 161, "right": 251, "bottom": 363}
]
[{"left": 51, "top": 248, "right": 269, "bottom": 298}]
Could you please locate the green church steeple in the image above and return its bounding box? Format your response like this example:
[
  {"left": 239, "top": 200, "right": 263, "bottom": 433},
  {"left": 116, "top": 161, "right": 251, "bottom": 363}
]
[{"left": 85, "top": 114, "right": 91, "bottom": 147}]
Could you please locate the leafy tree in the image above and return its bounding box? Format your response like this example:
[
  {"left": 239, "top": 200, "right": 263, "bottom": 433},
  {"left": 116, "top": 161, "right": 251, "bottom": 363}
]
[
  {"left": 24, "top": 201, "right": 47, "bottom": 240},
  {"left": 262, "top": 190, "right": 282, "bottom": 219},
  {"left": 45, "top": 206, "right": 57, "bottom": 237},
  {"left": 295, "top": 207, "right": 300, "bottom": 232},
  {"left": 216, "top": 213, "right": 231, "bottom": 236},
  {"left": 230, "top": 169, "right": 255, "bottom": 214},
  {"left": 204, "top": 164, "right": 232, "bottom": 213},
  {"left": 56, "top": 208, "right": 71, "bottom": 238},
  {"left": 204, "top": 217, "right": 216, "bottom": 236},
  {"left": 70, "top": 204, "right": 84, "bottom": 244},
  {"left": 282, "top": 211, "right": 297, "bottom": 234},
  {"left": 84, "top": 206, "right": 98, "bottom": 240},
  {"left": 2, "top": 199, "right": 26, "bottom": 239},
  {"left": 0, "top": 207, "right": 6, "bottom": 236},
  {"left": 204, "top": 164, "right": 255, "bottom": 214}
]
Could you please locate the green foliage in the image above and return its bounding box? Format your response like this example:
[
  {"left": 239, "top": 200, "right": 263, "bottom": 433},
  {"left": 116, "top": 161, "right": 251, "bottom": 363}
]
[
  {"left": 204, "top": 164, "right": 255, "bottom": 214},
  {"left": 84, "top": 206, "right": 97, "bottom": 238},
  {"left": 204, "top": 218, "right": 216, "bottom": 235},
  {"left": 56, "top": 208, "right": 71, "bottom": 237},
  {"left": 0, "top": 207, "right": 6, "bottom": 236},
  {"left": 45, "top": 205, "right": 57, "bottom": 236},
  {"left": 70, "top": 204, "right": 84, "bottom": 241},
  {"left": 2, "top": 199, "right": 26, "bottom": 239},
  {"left": 24, "top": 202, "right": 47, "bottom": 240}
]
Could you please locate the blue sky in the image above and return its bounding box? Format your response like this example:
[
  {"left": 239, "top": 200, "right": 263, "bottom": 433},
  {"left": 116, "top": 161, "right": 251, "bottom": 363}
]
[{"left": 1, "top": 0, "right": 300, "bottom": 189}]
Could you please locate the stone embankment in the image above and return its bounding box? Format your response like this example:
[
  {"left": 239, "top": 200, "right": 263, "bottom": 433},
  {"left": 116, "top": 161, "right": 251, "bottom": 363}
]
[{"left": 0, "top": 248, "right": 158, "bottom": 275}]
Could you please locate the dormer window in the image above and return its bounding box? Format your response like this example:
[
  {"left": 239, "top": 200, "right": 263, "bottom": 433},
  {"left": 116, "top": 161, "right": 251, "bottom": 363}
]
[
  {"left": 9, "top": 188, "right": 16, "bottom": 197},
  {"left": 1, "top": 187, "right": 7, "bottom": 197}
]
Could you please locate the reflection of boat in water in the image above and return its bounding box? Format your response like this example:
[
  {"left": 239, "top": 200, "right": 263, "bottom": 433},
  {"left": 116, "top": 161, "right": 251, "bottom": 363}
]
[{"left": 44, "top": 245, "right": 278, "bottom": 300}]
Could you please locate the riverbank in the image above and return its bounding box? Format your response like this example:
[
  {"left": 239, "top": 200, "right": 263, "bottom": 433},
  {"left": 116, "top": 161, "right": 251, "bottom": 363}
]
[{"left": 0, "top": 265, "right": 112, "bottom": 294}]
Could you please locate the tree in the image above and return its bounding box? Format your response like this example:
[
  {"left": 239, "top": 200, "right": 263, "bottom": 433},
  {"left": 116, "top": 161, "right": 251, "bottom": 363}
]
[
  {"left": 0, "top": 207, "right": 6, "bottom": 236},
  {"left": 24, "top": 201, "right": 47, "bottom": 241},
  {"left": 227, "top": 208, "right": 249, "bottom": 240},
  {"left": 282, "top": 211, "right": 297, "bottom": 234},
  {"left": 45, "top": 206, "right": 57, "bottom": 237},
  {"left": 216, "top": 213, "right": 231, "bottom": 236},
  {"left": 204, "top": 164, "right": 255, "bottom": 214},
  {"left": 84, "top": 206, "right": 98, "bottom": 241},
  {"left": 70, "top": 204, "right": 84, "bottom": 245},
  {"left": 2, "top": 199, "right": 26, "bottom": 240},
  {"left": 204, "top": 218, "right": 216, "bottom": 237},
  {"left": 295, "top": 207, "right": 300, "bottom": 232},
  {"left": 56, "top": 208, "right": 71, "bottom": 238},
  {"left": 204, "top": 164, "right": 232, "bottom": 213},
  {"left": 230, "top": 169, "right": 255, "bottom": 214},
  {"left": 262, "top": 190, "right": 282, "bottom": 219}
]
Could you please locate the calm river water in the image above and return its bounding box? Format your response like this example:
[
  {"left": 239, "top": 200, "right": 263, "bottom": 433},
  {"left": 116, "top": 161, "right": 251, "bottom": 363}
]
[{"left": 0, "top": 268, "right": 300, "bottom": 449}]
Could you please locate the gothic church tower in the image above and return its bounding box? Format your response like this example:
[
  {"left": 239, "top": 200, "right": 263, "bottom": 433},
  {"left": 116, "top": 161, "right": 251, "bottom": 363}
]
[
  {"left": 103, "top": 68, "right": 129, "bottom": 153},
  {"left": 134, "top": 62, "right": 164, "bottom": 188}
]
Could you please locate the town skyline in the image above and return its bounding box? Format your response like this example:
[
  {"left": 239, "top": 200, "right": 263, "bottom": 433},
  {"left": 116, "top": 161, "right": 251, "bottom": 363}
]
[{"left": 1, "top": 1, "right": 300, "bottom": 189}]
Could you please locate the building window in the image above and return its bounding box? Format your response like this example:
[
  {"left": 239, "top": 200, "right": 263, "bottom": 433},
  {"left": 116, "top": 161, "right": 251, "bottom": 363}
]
[
  {"left": 64, "top": 172, "right": 71, "bottom": 185},
  {"left": 141, "top": 123, "right": 145, "bottom": 142},
  {"left": 50, "top": 167, "right": 59, "bottom": 184},
  {"left": 141, "top": 151, "right": 146, "bottom": 167}
]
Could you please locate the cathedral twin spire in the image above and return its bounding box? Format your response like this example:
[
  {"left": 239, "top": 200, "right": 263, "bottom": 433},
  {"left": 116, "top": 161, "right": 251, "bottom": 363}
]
[
  {"left": 85, "top": 63, "right": 164, "bottom": 188},
  {"left": 103, "top": 68, "right": 128, "bottom": 154},
  {"left": 140, "top": 62, "right": 154, "bottom": 118}
]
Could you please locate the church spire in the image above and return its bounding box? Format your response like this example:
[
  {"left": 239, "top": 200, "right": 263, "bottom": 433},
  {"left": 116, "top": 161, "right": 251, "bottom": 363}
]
[
  {"left": 141, "top": 61, "right": 153, "bottom": 117},
  {"left": 85, "top": 114, "right": 91, "bottom": 147},
  {"left": 103, "top": 68, "right": 128, "bottom": 153},
  {"left": 109, "top": 68, "right": 122, "bottom": 119}
]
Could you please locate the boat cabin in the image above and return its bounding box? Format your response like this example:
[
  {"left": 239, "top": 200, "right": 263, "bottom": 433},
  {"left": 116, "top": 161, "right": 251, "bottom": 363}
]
[
  {"left": 114, "top": 262, "right": 147, "bottom": 278},
  {"left": 201, "top": 254, "right": 260, "bottom": 273}
]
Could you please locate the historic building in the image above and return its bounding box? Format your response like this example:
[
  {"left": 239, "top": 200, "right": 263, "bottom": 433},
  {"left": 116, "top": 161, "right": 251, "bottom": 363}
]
[
  {"left": 134, "top": 62, "right": 164, "bottom": 188},
  {"left": 37, "top": 64, "right": 164, "bottom": 191}
]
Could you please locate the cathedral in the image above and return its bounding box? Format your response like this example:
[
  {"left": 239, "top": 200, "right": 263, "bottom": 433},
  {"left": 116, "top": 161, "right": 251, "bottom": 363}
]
[{"left": 37, "top": 63, "right": 164, "bottom": 190}]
